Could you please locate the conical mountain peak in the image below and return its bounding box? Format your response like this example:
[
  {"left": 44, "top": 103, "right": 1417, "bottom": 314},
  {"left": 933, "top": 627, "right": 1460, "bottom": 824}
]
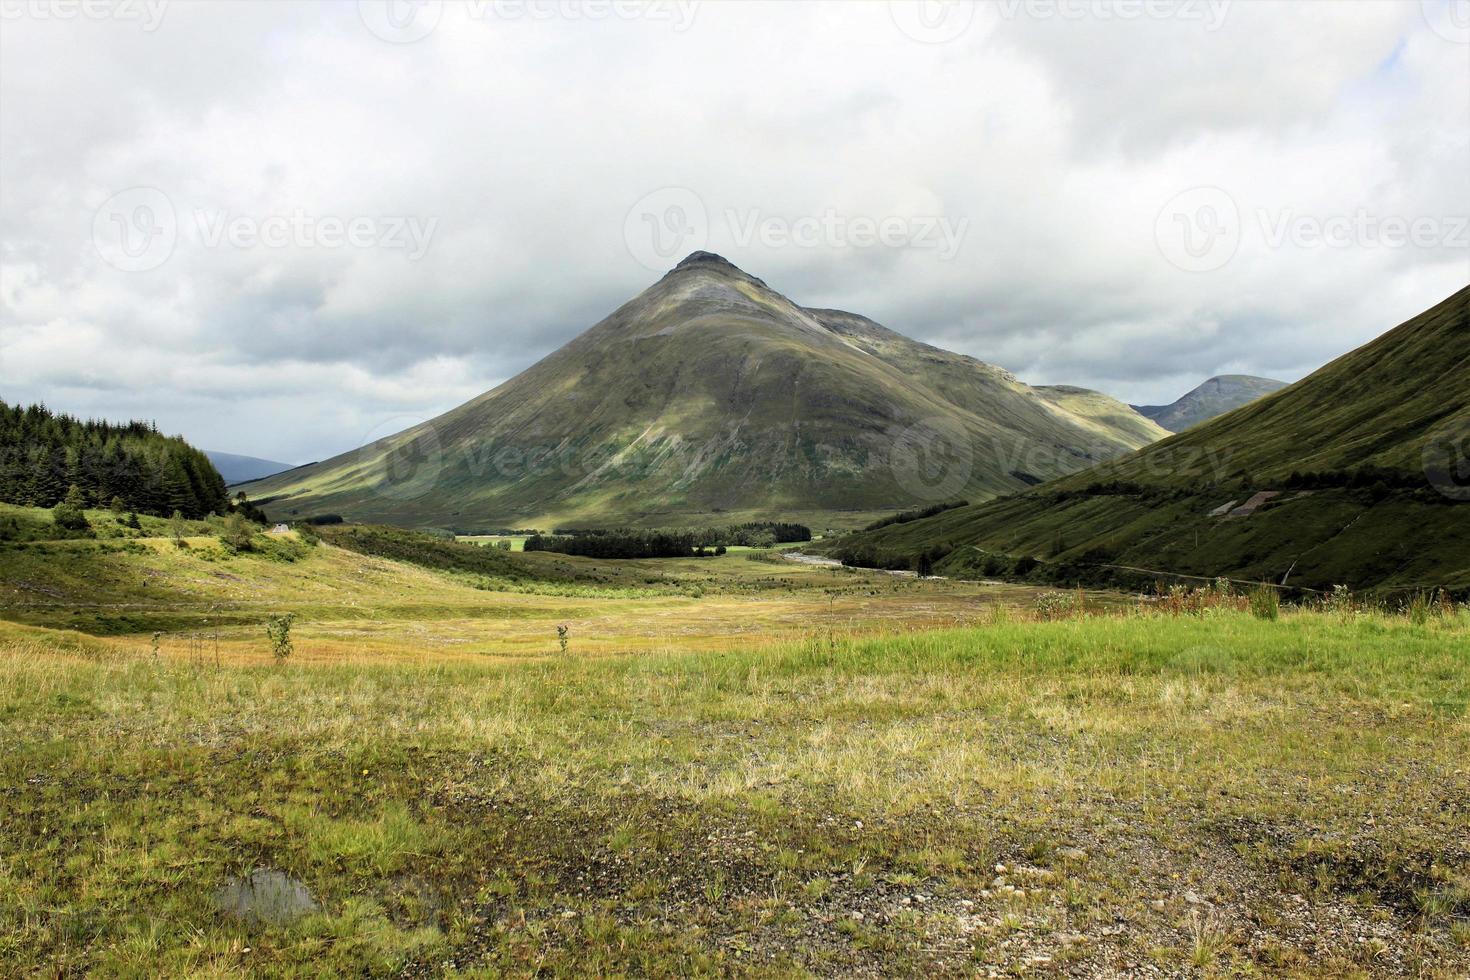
[
  {"left": 247, "top": 256, "right": 1168, "bottom": 528},
  {"left": 672, "top": 251, "right": 742, "bottom": 273}
]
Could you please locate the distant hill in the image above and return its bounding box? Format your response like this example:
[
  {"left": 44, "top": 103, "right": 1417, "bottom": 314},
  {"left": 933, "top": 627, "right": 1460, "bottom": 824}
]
[
  {"left": 1036, "top": 385, "right": 1170, "bottom": 446},
  {"left": 1133, "top": 375, "right": 1287, "bottom": 432},
  {"left": 205, "top": 451, "right": 296, "bottom": 486},
  {"left": 824, "top": 286, "right": 1470, "bottom": 594},
  {"left": 249, "top": 252, "right": 1167, "bottom": 529}
]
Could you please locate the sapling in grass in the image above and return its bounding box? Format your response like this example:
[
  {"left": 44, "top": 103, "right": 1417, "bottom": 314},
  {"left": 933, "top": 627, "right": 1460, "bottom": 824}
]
[{"left": 266, "top": 613, "right": 295, "bottom": 662}]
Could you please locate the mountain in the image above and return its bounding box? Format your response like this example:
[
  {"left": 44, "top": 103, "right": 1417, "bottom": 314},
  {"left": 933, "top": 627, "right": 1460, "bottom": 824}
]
[
  {"left": 248, "top": 252, "right": 1167, "bottom": 530},
  {"left": 1133, "top": 375, "right": 1288, "bottom": 432},
  {"left": 825, "top": 285, "right": 1470, "bottom": 594},
  {"left": 206, "top": 451, "right": 296, "bottom": 486}
]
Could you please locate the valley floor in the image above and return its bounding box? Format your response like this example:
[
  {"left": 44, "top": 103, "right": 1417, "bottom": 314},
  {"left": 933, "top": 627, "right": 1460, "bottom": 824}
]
[{"left": 1, "top": 526, "right": 1468, "bottom": 977}]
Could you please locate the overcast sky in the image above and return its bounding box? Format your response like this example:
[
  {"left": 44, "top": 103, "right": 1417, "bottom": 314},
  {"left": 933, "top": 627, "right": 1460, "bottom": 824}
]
[{"left": 2, "top": 0, "right": 1467, "bottom": 463}]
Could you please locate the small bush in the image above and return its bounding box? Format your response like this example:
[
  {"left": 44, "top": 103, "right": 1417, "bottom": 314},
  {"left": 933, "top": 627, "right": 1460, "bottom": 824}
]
[
  {"left": 169, "top": 509, "right": 188, "bottom": 546},
  {"left": 52, "top": 485, "right": 91, "bottom": 533},
  {"left": 1249, "top": 586, "right": 1280, "bottom": 621},
  {"left": 1034, "top": 591, "right": 1078, "bottom": 621},
  {"left": 1159, "top": 580, "right": 1247, "bottom": 616},
  {"left": 266, "top": 613, "right": 295, "bottom": 662},
  {"left": 219, "top": 513, "right": 256, "bottom": 551},
  {"left": 1408, "top": 591, "right": 1432, "bottom": 626},
  {"left": 1322, "top": 584, "right": 1356, "bottom": 617}
]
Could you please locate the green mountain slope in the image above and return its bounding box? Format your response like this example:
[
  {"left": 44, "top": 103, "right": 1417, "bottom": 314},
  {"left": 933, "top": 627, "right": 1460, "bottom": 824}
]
[
  {"left": 825, "top": 285, "right": 1470, "bottom": 594},
  {"left": 1133, "top": 375, "right": 1287, "bottom": 432},
  {"left": 250, "top": 253, "right": 1166, "bottom": 530},
  {"left": 1035, "top": 385, "right": 1170, "bottom": 446}
]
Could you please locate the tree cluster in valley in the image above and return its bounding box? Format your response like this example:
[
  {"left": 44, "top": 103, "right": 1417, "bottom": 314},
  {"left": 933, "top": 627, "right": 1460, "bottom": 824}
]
[
  {"left": 526, "top": 522, "right": 812, "bottom": 559},
  {"left": 0, "top": 401, "right": 229, "bottom": 518}
]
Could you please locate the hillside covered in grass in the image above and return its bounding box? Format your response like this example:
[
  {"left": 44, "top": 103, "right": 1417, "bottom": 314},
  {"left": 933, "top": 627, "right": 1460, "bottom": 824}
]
[{"left": 824, "top": 286, "right": 1470, "bottom": 594}]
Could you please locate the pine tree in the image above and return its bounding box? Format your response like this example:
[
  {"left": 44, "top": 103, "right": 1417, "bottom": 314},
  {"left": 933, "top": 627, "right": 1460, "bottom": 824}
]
[
  {"left": 52, "top": 484, "right": 91, "bottom": 532},
  {"left": 0, "top": 401, "right": 229, "bottom": 517}
]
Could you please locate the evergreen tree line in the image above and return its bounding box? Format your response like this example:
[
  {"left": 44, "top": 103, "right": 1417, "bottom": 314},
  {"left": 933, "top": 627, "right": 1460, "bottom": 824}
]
[
  {"left": 526, "top": 521, "right": 812, "bottom": 559},
  {"left": 862, "top": 499, "right": 968, "bottom": 532},
  {"left": 0, "top": 401, "right": 229, "bottom": 518},
  {"left": 525, "top": 529, "right": 719, "bottom": 559}
]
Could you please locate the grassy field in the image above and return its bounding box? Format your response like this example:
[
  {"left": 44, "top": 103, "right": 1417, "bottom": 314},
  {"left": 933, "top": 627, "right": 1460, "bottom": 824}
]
[
  {"left": 0, "top": 512, "right": 1059, "bottom": 659},
  {"left": 2, "top": 506, "right": 1468, "bottom": 977}
]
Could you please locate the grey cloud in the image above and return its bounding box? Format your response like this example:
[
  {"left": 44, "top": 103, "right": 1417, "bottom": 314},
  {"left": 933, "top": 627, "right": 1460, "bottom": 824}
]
[{"left": 1, "top": 0, "right": 1466, "bottom": 459}]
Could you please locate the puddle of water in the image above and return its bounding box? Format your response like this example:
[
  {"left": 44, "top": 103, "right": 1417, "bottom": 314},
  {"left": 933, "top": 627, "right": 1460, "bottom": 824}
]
[{"left": 214, "top": 868, "right": 318, "bottom": 924}]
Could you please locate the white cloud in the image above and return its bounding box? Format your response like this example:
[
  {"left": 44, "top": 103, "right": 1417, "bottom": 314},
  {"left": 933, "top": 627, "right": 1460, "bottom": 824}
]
[{"left": 1, "top": 0, "right": 1465, "bottom": 459}]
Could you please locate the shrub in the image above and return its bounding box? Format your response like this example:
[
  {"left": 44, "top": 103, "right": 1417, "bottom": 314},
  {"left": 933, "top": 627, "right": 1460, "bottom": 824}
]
[
  {"left": 219, "top": 513, "right": 256, "bottom": 551},
  {"left": 1322, "top": 584, "right": 1356, "bottom": 616},
  {"left": 1034, "top": 591, "right": 1079, "bottom": 621},
  {"left": 1402, "top": 591, "right": 1428, "bottom": 626},
  {"left": 52, "top": 485, "right": 91, "bottom": 533},
  {"left": 1249, "top": 586, "right": 1280, "bottom": 621},
  {"left": 265, "top": 613, "right": 295, "bottom": 662},
  {"left": 169, "top": 509, "right": 188, "bottom": 545},
  {"left": 1159, "top": 580, "right": 1248, "bottom": 616}
]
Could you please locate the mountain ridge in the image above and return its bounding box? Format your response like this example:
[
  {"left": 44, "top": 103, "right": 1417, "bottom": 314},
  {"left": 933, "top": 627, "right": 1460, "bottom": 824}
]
[
  {"left": 205, "top": 451, "right": 296, "bottom": 486},
  {"left": 1133, "top": 375, "right": 1288, "bottom": 432}
]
